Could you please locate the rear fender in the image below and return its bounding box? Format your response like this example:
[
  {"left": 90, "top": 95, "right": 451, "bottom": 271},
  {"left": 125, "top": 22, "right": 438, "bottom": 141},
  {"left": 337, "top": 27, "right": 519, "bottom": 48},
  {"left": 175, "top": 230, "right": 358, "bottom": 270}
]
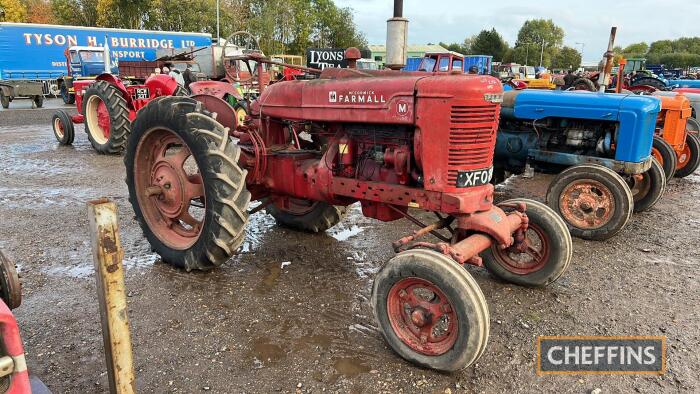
[
  {"left": 144, "top": 74, "right": 180, "bottom": 97},
  {"left": 189, "top": 80, "right": 244, "bottom": 101},
  {"left": 95, "top": 73, "right": 131, "bottom": 106}
]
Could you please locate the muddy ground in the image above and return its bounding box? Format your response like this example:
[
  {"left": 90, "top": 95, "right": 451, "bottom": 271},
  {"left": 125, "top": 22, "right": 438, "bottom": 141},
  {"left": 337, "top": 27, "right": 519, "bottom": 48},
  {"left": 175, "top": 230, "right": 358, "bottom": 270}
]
[{"left": 0, "top": 100, "right": 698, "bottom": 393}]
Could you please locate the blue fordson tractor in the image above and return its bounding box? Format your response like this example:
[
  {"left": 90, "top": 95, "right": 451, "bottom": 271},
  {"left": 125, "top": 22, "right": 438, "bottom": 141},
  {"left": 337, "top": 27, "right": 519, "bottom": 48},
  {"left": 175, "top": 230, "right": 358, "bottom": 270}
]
[{"left": 494, "top": 89, "right": 664, "bottom": 241}]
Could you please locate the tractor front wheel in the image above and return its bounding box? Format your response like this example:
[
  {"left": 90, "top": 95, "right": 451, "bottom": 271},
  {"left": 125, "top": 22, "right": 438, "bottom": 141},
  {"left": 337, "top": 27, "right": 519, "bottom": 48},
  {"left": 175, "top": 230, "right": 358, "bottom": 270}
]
[
  {"left": 625, "top": 158, "right": 666, "bottom": 213},
  {"left": 125, "top": 96, "right": 251, "bottom": 271},
  {"left": 686, "top": 117, "right": 699, "bottom": 135},
  {"left": 546, "top": 164, "right": 633, "bottom": 241},
  {"left": 266, "top": 198, "right": 346, "bottom": 233},
  {"left": 372, "top": 249, "right": 489, "bottom": 372},
  {"left": 674, "top": 133, "right": 700, "bottom": 178},
  {"left": 481, "top": 199, "right": 572, "bottom": 287},
  {"left": 83, "top": 80, "right": 132, "bottom": 154},
  {"left": 651, "top": 136, "right": 677, "bottom": 181},
  {"left": 52, "top": 110, "right": 75, "bottom": 145}
]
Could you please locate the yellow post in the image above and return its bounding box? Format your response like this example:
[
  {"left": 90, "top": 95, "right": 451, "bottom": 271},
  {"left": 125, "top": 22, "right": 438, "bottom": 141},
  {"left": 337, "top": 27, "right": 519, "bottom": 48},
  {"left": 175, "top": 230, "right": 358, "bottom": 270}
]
[{"left": 87, "top": 198, "right": 136, "bottom": 394}]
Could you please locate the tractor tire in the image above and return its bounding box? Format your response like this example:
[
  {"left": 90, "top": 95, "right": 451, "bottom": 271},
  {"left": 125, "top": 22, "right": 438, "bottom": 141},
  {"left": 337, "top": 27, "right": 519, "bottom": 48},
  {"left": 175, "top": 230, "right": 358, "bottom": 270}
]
[
  {"left": 0, "top": 250, "right": 21, "bottom": 310},
  {"left": 372, "top": 249, "right": 489, "bottom": 372},
  {"left": 687, "top": 117, "right": 700, "bottom": 135},
  {"left": 572, "top": 78, "right": 597, "bottom": 92},
  {"left": 0, "top": 91, "right": 9, "bottom": 109},
  {"left": 651, "top": 136, "right": 677, "bottom": 181},
  {"left": 173, "top": 85, "right": 189, "bottom": 96},
  {"left": 60, "top": 82, "right": 75, "bottom": 104},
  {"left": 52, "top": 110, "right": 75, "bottom": 145},
  {"left": 83, "top": 80, "right": 131, "bottom": 154},
  {"left": 126, "top": 96, "right": 251, "bottom": 271},
  {"left": 546, "top": 164, "right": 634, "bottom": 241},
  {"left": 33, "top": 95, "right": 44, "bottom": 108},
  {"left": 266, "top": 198, "right": 346, "bottom": 233},
  {"left": 632, "top": 77, "right": 667, "bottom": 91},
  {"left": 625, "top": 158, "right": 666, "bottom": 213},
  {"left": 674, "top": 133, "right": 700, "bottom": 178},
  {"left": 481, "top": 199, "right": 572, "bottom": 287}
]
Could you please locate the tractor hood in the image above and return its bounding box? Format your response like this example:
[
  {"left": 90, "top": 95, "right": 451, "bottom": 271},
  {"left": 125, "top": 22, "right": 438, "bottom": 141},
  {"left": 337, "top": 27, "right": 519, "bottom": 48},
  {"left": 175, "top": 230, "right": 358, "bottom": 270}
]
[
  {"left": 253, "top": 70, "right": 502, "bottom": 125},
  {"left": 502, "top": 90, "right": 661, "bottom": 163},
  {"left": 667, "top": 79, "right": 700, "bottom": 89}
]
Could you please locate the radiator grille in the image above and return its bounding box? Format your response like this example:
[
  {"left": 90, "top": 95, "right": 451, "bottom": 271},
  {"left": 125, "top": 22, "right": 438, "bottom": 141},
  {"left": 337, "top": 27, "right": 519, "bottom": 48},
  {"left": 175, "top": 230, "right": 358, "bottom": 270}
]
[{"left": 447, "top": 105, "right": 498, "bottom": 184}]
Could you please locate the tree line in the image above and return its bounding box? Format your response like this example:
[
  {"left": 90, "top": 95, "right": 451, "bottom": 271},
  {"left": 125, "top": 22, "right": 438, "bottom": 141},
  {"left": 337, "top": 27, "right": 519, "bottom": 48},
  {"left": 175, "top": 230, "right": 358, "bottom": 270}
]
[
  {"left": 440, "top": 19, "right": 582, "bottom": 70},
  {"left": 615, "top": 38, "right": 700, "bottom": 69},
  {"left": 0, "top": 0, "right": 367, "bottom": 56}
]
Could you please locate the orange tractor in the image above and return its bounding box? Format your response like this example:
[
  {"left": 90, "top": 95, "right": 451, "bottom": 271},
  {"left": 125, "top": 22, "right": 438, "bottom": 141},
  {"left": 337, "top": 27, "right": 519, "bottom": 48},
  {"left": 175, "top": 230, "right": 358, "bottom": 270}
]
[{"left": 649, "top": 94, "right": 700, "bottom": 180}]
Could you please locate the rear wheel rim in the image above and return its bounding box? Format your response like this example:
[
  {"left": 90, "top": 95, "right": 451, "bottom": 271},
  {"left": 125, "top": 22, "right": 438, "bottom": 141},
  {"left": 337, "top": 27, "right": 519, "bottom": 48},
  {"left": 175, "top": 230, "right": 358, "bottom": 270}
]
[
  {"left": 651, "top": 147, "right": 664, "bottom": 166},
  {"left": 387, "top": 277, "right": 458, "bottom": 356},
  {"left": 491, "top": 224, "right": 550, "bottom": 275},
  {"left": 54, "top": 117, "right": 65, "bottom": 139},
  {"left": 134, "top": 128, "right": 206, "bottom": 250},
  {"left": 559, "top": 179, "right": 615, "bottom": 230},
  {"left": 85, "top": 95, "right": 111, "bottom": 144}
]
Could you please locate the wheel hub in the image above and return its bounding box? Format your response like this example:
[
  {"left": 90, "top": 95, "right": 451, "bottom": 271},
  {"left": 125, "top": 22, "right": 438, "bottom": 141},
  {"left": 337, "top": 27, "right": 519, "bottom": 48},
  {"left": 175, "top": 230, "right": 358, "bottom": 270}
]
[
  {"left": 559, "top": 181, "right": 614, "bottom": 229},
  {"left": 387, "top": 278, "right": 458, "bottom": 356},
  {"left": 151, "top": 161, "right": 186, "bottom": 218}
]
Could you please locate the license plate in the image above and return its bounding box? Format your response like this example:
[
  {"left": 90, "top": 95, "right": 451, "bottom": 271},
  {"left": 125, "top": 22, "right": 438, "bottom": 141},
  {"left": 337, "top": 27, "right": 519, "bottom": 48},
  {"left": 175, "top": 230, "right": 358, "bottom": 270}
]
[
  {"left": 134, "top": 88, "right": 149, "bottom": 100},
  {"left": 456, "top": 167, "right": 493, "bottom": 188}
]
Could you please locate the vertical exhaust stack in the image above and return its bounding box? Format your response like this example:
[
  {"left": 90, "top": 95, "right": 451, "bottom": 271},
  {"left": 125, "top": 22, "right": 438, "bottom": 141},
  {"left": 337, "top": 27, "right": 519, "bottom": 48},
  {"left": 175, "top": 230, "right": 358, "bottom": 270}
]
[
  {"left": 385, "top": 0, "right": 408, "bottom": 70},
  {"left": 597, "top": 27, "right": 617, "bottom": 93}
]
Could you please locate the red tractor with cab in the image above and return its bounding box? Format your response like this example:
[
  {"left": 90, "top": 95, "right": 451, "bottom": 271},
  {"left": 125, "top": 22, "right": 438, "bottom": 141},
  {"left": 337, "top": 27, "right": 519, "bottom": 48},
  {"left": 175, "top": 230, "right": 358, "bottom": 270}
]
[{"left": 124, "top": 49, "right": 573, "bottom": 371}]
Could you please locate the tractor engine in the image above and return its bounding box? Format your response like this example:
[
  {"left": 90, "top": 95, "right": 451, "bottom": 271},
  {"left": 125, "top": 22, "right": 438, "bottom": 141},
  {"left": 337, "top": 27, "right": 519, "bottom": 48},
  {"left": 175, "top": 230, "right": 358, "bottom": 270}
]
[
  {"left": 241, "top": 68, "right": 504, "bottom": 222},
  {"left": 496, "top": 116, "right": 617, "bottom": 174}
]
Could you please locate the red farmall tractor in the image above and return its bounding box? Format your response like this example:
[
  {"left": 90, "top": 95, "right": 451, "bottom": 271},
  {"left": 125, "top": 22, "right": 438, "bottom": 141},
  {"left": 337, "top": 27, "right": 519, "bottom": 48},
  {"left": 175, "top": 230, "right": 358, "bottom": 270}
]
[
  {"left": 124, "top": 50, "right": 573, "bottom": 371},
  {"left": 51, "top": 47, "right": 186, "bottom": 154}
]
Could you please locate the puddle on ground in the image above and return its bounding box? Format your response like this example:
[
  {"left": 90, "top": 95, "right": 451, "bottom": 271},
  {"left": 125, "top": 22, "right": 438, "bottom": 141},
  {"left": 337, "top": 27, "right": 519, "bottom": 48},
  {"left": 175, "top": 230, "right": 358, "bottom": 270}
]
[
  {"left": 0, "top": 186, "right": 107, "bottom": 209},
  {"left": 42, "top": 252, "right": 159, "bottom": 279},
  {"left": 240, "top": 208, "right": 277, "bottom": 253},
  {"left": 331, "top": 356, "right": 371, "bottom": 380},
  {"left": 248, "top": 337, "right": 287, "bottom": 368},
  {"left": 328, "top": 224, "right": 365, "bottom": 241},
  {"left": 255, "top": 264, "right": 281, "bottom": 294}
]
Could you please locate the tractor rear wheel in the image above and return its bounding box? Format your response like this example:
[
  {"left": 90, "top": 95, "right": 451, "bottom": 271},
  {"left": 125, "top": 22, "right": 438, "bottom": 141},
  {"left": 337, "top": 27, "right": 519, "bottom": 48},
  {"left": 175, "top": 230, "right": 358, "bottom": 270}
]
[
  {"left": 632, "top": 77, "right": 667, "bottom": 91},
  {"left": 572, "top": 78, "right": 597, "bottom": 92},
  {"left": 546, "top": 164, "right": 633, "bottom": 241},
  {"left": 60, "top": 82, "right": 75, "bottom": 104},
  {"left": 625, "top": 158, "right": 666, "bottom": 213},
  {"left": 83, "top": 80, "right": 131, "bottom": 154},
  {"left": 52, "top": 110, "right": 75, "bottom": 145},
  {"left": 481, "top": 199, "right": 572, "bottom": 287},
  {"left": 266, "top": 198, "right": 346, "bottom": 233},
  {"left": 372, "top": 249, "right": 489, "bottom": 372},
  {"left": 0, "top": 91, "right": 9, "bottom": 109},
  {"left": 651, "top": 136, "right": 677, "bottom": 181},
  {"left": 125, "top": 96, "right": 251, "bottom": 271},
  {"left": 0, "top": 250, "right": 22, "bottom": 310},
  {"left": 674, "top": 133, "right": 700, "bottom": 178},
  {"left": 686, "top": 117, "right": 699, "bottom": 135}
]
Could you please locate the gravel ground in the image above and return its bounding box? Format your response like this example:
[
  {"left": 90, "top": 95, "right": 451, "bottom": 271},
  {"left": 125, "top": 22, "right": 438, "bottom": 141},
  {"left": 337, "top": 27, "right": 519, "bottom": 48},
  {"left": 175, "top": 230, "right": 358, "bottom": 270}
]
[{"left": 0, "top": 100, "right": 698, "bottom": 393}]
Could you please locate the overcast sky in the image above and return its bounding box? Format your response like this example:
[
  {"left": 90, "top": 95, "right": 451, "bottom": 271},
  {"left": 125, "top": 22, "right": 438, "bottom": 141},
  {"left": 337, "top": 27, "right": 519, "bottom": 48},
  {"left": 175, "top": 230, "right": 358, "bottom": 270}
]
[{"left": 335, "top": 0, "right": 700, "bottom": 62}]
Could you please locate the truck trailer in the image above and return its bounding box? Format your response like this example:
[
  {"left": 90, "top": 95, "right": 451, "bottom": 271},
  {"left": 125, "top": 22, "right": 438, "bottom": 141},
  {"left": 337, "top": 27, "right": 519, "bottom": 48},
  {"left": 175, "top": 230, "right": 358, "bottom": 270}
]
[{"left": 0, "top": 22, "right": 211, "bottom": 95}]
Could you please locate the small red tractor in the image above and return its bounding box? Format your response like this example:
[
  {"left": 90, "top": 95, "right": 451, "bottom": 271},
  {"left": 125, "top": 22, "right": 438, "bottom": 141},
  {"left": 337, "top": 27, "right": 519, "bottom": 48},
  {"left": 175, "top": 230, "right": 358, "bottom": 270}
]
[
  {"left": 51, "top": 46, "right": 186, "bottom": 154},
  {"left": 124, "top": 49, "right": 573, "bottom": 371}
]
